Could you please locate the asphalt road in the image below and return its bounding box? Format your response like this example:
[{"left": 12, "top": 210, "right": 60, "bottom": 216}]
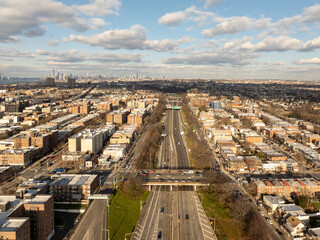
[
  {"left": 132, "top": 108, "right": 217, "bottom": 240},
  {"left": 132, "top": 186, "right": 216, "bottom": 240},
  {"left": 70, "top": 199, "right": 107, "bottom": 240}
]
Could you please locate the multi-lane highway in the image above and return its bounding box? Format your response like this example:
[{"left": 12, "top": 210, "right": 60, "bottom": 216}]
[
  {"left": 132, "top": 185, "right": 216, "bottom": 240},
  {"left": 158, "top": 109, "right": 190, "bottom": 169},
  {"left": 132, "top": 108, "right": 217, "bottom": 240}
]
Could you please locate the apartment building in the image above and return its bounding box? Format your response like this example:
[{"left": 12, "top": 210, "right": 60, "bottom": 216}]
[
  {"left": 127, "top": 109, "right": 146, "bottom": 125},
  {"left": 110, "top": 127, "right": 135, "bottom": 145},
  {"left": 14, "top": 130, "right": 59, "bottom": 155},
  {"left": 96, "top": 102, "right": 112, "bottom": 111},
  {"left": 46, "top": 113, "right": 80, "bottom": 127},
  {"left": 251, "top": 178, "right": 320, "bottom": 197},
  {"left": 0, "top": 147, "right": 42, "bottom": 166},
  {"left": 0, "top": 218, "right": 30, "bottom": 240},
  {"left": 49, "top": 174, "right": 99, "bottom": 201},
  {"left": 106, "top": 109, "right": 130, "bottom": 124},
  {"left": 0, "top": 194, "right": 54, "bottom": 240}
]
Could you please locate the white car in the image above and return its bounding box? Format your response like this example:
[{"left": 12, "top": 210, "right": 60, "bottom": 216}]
[{"left": 266, "top": 218, "right": 273, "bottom": 225}]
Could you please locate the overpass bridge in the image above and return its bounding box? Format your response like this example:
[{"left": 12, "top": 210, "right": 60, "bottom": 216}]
[
  {"left": 143, "top": 181, "right": 209, "bottom": 191},
  {"left": 166, "top": 96, "right": 182, "bottom": 109}
]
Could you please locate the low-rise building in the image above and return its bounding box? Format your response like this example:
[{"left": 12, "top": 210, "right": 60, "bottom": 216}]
[
  {"left": 49, "top": 174, "right": 99, "bottom": 201},
  {"left": 0, "top": 147, "right": 42, "bottom": 166},
  {"left": 263, "top": 195, "right": 285, "bottom": 212}
]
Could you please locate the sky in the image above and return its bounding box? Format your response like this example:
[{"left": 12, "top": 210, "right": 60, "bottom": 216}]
[{"left": 1, "top": 0, "right": 320, "bottom": 80}]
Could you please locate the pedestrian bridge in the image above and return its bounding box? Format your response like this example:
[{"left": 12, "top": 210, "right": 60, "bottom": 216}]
[{"left": 143, "top": 181, "right": 209, "bottom": 191}]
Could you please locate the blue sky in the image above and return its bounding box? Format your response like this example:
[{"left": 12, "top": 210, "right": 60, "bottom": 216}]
[{"left": 1, "top": 0, "right": 320, "bottom": 80}]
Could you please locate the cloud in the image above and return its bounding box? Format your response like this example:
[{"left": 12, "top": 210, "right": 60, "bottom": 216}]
[
  {"left": 69, "top": 25, "right": 190, "bottom": 52},
  {"left": 240, "top": 36, "right": 303, "bottom": 52},
  {"left": 158, "top": 6, "right": 215, "bottom": 27},
  {"left": 0, "top": 49, "right": 36, "bottom": 58},
  {"left": 202, "top": 16, "right": 252, "bottom": 37},
  {"left": 301, "top": 4, "right": 320, "bottom": 24},
  {"left": 70, "top": 25, "right": 146, "bottom": 50},
  {"left": 0, "top": 0, "right": 109, "bottom": 42},
  {"left": 158, "top": 11, "right": 185, "bottom": 26},
  {"left": 265, "top": 61, "right": 285, "bottom": 67},
  {"left": 36, "top": 49, "right": 143, "bottom": 63},
  {"left": 301, "top": 37, "right": 320, "bottom": 51},
  {"left": 202, "top": 0, "right": 227, "bottom": 8},
  {"left": 145, "top": 36, "right": 191, "bottom": 52},
  {"left": 294, "top": 57, "right": 320, "bottom": 65},
  {"left": 47, "top": 40, "right": 59, "bottom": 46},
  {"left": 74, "top": 0, "right": 121, "bottom": 17},
  {"left": 223, "top": 36, "right": 253, "bottom": 49},
  {"left": 162, "top": 50, "right": 258, "bottom": 66}
]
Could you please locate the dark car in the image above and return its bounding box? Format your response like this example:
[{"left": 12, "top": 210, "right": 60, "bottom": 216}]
[
  {"left": 160, "top": 207, "right": 164, "bottom": 214},
  {"left": 275, "top": 229, "right": 283, "bottom": 235},
  {"left": 157, "top": 231, "right": 162, "bottom": 239},
  {"left": 186, "top": 214, "right": 189, "bottom": 220}
]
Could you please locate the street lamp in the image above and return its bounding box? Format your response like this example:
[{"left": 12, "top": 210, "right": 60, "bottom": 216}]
[{"left": 124, "top": 232, "right": 132, "bottom": 240}]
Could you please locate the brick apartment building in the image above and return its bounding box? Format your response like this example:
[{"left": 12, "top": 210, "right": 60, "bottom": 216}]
[
  {"left": 97, "top": 102, "right": 112, "bottom": 111},
  {"left": 251, "top": 178, "right": 320, "bottom": 197},
  {"left": 106, "top": 109, "right": 130, "bottom": 124},
  {"left": 0, "top": 147, "right": 42, "bottom": 166},
  {"left": 49, "top": 174, "right": 99, "bottom": 201},
  {"left": 0, "top": 195, "right": 54, "bottom": 240}
]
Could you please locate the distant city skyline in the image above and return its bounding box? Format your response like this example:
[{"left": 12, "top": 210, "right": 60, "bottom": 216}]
[{"left": 1, "top": 0, "right": 320, "bottom": 80}]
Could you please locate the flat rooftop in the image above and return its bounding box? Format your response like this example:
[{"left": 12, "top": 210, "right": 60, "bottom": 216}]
[{"left": 0, "top": 218, "right": 29, "bottom": 232}]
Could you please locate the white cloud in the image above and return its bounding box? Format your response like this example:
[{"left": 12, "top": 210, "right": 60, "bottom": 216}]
[
  {"left": 158, "top": 11, "right": 185, "bottom": 26},
  {"left": 36, "top": 49, "right": 143, "bottom": 63},
  {"left": 162, "top": 49, "right": 258, "bottom": 66},
  {"left": 302, "top": 36, "right": 320, "bottom": 51},
  {"left": 265, "top": 61, "right": 285, "bottom": 66},
  {"left": 0, "top": 0, "right": 109, "bottom": 42},
  {"left": 202, "top": 16, "right": 252, "bottom": 37},
  {"left": 294, "top": 57, "right": 320, "bottom": 65},
  {"left": 70, "top": 25, "right": 146, "bottom": 50},
  {"left": 69, "top": 25, "right": 190, "bottom": 52},
  {"left": 302, "top": 4, "right": 320, "bottom": 24},
  {"left": 89, "top": 18, "right": 107, "bottom": 28},
  {"left": 74, "top": 0, "right": 121, "bottom": 17},
  {"left": 202, "top": 0, "right": 227, "bottom": 8},
  {"left": 158, "top": 6, "right": 215, "bottom": 27},
  {"left": 240, "top": 36, "right": 303, "bottom": 52},
  {"left": 62, "top": 37, "right": 69, "bottom": 43},
  {"left": 0, "top": 49, "right": 36, "bottom": 58},
  {"left": 47, "top": 40, "right": 59, "bottom": 46},
  {"left": 145, "top": 36, "right": 191, "bottom": 52},
  {"left": 223, "top": 36, "right": 253, "bottom": 49}
]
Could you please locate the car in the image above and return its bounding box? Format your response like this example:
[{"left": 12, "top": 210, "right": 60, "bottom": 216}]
[
  {"left": 266, "top": 218, "right": 273, "bottom": 225},
  {"left": 275, "top": 229, "right": 283, "bottom": 235},
  {"left": 260, "top": 210, "right": 265, "bottom": 216},
  {"left": 157, "top": 231, "right": 162, "bottom": 240},
  {"left": 156, "top": 174, "right": 161, "bottom": 177},
  {"left": 160, "top": 207, "right": 164, "bottom": 214},
  {"left": 186, "top": 214, "right": 189, "bottom": 220}
]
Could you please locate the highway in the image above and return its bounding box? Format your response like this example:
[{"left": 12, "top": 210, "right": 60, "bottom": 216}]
[
  {"left": 157, "top": 110, "right": 190, "bottom": 170},
  {"left": 132, "top": 108, "right": 217, "bottom": 240}
]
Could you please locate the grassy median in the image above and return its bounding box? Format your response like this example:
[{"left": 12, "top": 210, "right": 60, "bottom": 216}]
[
  {"left": 200, "top": 192, "right": 244, "bottom": 240},
  {"left": 108, "top": 190, "right": 149, "bottom": 240}
]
